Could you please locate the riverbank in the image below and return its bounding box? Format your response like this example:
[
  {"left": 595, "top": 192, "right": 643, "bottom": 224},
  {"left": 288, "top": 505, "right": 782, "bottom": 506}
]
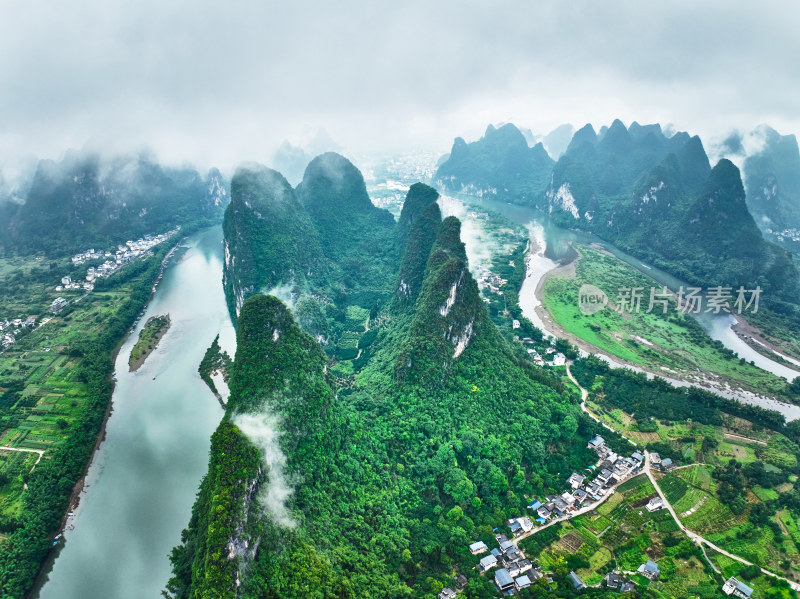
[
  {"left": 531, "top": 242, "right": 800, "bottom": 417},
  {"left": 24, "top": 239, "right": 185, "bottom": 599},
  {"left": 32, "top": 227, "right": 229, "bottom": 599}
]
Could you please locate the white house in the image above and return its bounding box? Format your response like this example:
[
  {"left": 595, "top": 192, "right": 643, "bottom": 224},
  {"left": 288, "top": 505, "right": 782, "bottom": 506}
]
[{"left": 469, "top": 541, "right": 488, "bottom": 555}]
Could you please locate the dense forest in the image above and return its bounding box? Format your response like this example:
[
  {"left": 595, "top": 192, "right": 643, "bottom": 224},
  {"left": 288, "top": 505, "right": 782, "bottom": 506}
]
[{"left": 167, "top": 158, "right": 621, "bottom": 598}]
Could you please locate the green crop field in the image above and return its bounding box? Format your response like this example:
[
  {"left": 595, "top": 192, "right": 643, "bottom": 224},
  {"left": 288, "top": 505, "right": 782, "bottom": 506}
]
[{"left": 0, "top": 244, "right": 174, "bottom": 533}]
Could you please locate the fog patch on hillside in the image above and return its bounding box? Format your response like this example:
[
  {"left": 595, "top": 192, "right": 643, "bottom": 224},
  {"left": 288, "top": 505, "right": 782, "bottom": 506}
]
[{"left": 233, "top": 412, "right": 297, "bottom": 529}]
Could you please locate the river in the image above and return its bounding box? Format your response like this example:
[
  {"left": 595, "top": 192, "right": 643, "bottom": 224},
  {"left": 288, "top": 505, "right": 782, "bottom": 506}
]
[
  {"left": 444, "top": 194, "right": 800, "bottom": 421},
  {"left": 33, "top": 226, "right": 232, "bottom": 599}
]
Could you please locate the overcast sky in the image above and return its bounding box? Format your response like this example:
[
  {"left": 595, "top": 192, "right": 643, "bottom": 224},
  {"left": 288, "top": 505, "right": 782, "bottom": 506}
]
[{"left": 1, "top": 0, "right": 798, "bottom": 170}]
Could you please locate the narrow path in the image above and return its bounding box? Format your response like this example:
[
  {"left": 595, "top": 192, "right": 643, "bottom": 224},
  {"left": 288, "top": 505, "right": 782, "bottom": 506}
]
[
  {"left": 565, "top": 362, "right": 637, "bottom": 446},
  {"left": 723, "top": 433, "right": 768, "bottom": 446},
  {"left": 0, "top": 446, "right": 45, "bottom": 472},
  {"left": 643, "top": 450, "right": 800, "bottom": 590}
]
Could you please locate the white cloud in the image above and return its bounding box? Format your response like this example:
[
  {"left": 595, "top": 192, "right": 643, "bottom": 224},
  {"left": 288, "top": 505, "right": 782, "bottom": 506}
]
[{"left": 0, "top": 0, "right": 798, "bottom": 170}]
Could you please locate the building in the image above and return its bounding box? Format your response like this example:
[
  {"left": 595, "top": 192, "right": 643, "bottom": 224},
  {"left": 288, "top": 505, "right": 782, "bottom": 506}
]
[
  {"left": 552, "top": 352, "right": 566, "bottom": 366},
  {"left": 494, "top": 568, "right": 515, "bottom": 592},
  {"left": 722, "top": 577, "right": 754, "bottom": 598},
  {"left": 650, "top": 452, "right": 662, "bottom": 466},
  {"left": 61, "top": 276, "right": 72, "bottom": 286},
  {"left": 438, "top": 588, "right": 456, "bottom": 599},
  {"left": 568, "top": 472, "right": 586, "bottom": 489},
  {"left": 50, "top": 297, "right": 68, "bottom": 314},
  {"left": 631, "top": 451, "right": 644, "bottom": 465},
  {"left": 606, "top": 571, "right": 623, "bottom": 589},
  {"left": 527, "top": 499, "right": 543, "bottom": 511},
  {"left": 512, "top": 319, "right": 521, "bottom": 329},
  {"left": 568, "top": 571, "right": 586, "bottom": 590},
  {"left": 637, "top": 560, "right": 660, "bottom": 580},
  {"left": 479, "top": 554, "right": 498, "bottom": 572},
  {"left": 573, "top": 488, "right": 589, "bottom": 505},
  {"left": 646, "top": 497, "right": 664, "bottom": 512},
  {"left": 469, "top": 541, "right": 488, "bottom": 555},
  {"left": 588, "top": 435, "right": 606, "bottom": 451},
  {"left": 515, "top": 575, "right": 531, "bottom": 591},
  {"left": 660, "top": 458, "right": 675, "bottom": 471},
  {"left": 508, "top": 517, "right": 533, "bottom": 537},
  {"left": 455, "top": 575, "right": 468, "bottom": 590}
]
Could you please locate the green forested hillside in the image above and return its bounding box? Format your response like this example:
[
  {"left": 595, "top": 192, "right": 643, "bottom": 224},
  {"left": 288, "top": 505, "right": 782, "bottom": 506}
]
[
  {"left": 223, "top": 152, "right": 399, "bottom": 327},
  {"left": 435, "top": 124, "right": 554, "bottom": 204},
  {"left": 167, "top": 168, "right": 612, "bottom": 598},
  {"left": 1, "top": 152, "right": 227, "bottom": 255}
]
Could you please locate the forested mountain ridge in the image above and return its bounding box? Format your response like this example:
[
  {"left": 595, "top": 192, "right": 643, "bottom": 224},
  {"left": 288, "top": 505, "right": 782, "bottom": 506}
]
[
  {"left": 169, "top": 159, "right": 607, "bottom": 598},
  {"left": 222, "top": 163, "right": 324, "bottom": 319},
  {"left": 438, "top": 120, "right": 800, "bottom": 321},
  {"left": 725, "top": 125, "right": 800, "bottom": 250},
  {"left": 222, "top": 152, "right": 399, "bottom": 328},
  {"left": 435, "top": 124, "right": 554, "bottom": 203},
  {"left": 1, "top": 150, "right": 227, "bottom": 255}
]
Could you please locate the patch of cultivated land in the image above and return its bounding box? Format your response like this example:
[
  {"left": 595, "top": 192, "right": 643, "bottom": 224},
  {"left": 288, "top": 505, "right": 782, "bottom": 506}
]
[{"left": 540, "top": 245, "right": 793, "bottom": 398}]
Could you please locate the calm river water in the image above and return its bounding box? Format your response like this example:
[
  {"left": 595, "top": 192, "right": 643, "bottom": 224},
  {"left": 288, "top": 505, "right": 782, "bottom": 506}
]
[
  {"left": 33, "top": 226, "right": 232, "bottom": 599},
  {"left": 446, "top": 194, "right": 800, "bottom": 421}
]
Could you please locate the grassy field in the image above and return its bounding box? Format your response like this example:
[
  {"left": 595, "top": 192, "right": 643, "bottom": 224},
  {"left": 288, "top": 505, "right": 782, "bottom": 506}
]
[{"left": 541, "top": 246, "right": 792, "bottom": 397}]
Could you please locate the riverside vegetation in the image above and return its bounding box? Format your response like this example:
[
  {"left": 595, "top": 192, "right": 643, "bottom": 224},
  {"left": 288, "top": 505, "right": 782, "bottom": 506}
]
[
  {"left": 128, "top": 314, "right": 170, "bottom": 371},
  {"left": 166, "top": 154, "right": 800, "bottom": 598}
]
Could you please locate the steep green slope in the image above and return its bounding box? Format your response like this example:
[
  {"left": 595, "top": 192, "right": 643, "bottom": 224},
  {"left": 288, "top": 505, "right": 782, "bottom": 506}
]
[
  {"left": 395, "top": 184, "right": 441, "bottom": 306},
  {"left": 170, "top": 176, "right": 603, "bottom": 598},
  {"left": 2, "top": 151, "right": 227, "bottom": 255},
  {"left": 167, "top": 295, "right": 340, "bottom": 598},
  {"left": 222, "top": 164, "right": 324, "bottom": 320},
  {"left": 223, "top": 153, "right": 400, "bottom": 330},
  {"left": 741, "top": 126, "right": 800, "bottom": 246},
  {"left": 296, "top": 152, "right": 399, "bottom": 302},
  {"left": 435, "top": 123, "right": 554, "bottom": 204}
]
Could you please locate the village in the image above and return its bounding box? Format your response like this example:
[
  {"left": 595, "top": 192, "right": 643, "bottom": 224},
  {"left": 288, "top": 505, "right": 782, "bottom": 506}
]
[
  {"left": 0, "top": 228, "right": 178, "bottom": 353},
  {"left": 60, "top": 227, "right": 179, "bottom": 292},
  {"left": 435, "top": 434, "right": 761, "bottom": 599}
]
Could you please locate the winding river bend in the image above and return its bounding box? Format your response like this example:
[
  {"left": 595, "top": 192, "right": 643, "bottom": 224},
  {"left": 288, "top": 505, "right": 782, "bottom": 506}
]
[
  {"left": 33, "top": 227, "right": 232, "bottom": 599},
  {"left": 448, "top": 195, "right": 800, "bottom": 421}
]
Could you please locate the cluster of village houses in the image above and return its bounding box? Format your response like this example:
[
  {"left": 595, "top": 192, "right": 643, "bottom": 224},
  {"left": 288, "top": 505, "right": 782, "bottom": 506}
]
[
  {"left": 440, "top": 436, "right": 683, "bottom": 597},
  {"left": 476, "top": 268, "right": 506, "bottom": 296},
  {"left": 60, "top": 228, "right": 178, "bottom": 291},
  {"left": 2, "top": 229, "right": 177, "bottom": 353},
  {"left": 766, "top": 226, "right": 800, "bottom": 244},
  {"left": 517, "top": 336, "right": 565, "bottom": 367},
  {"left": 0, "top": 316, "right": 37, "bottom": 349}
]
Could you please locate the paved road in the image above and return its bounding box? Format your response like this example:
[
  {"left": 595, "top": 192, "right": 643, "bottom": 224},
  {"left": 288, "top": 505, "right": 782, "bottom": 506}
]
[{"left": 643, "top": 450, "right": 800, "bottom": 591}]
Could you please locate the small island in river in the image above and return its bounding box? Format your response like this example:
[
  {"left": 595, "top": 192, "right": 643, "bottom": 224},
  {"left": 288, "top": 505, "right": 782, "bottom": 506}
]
[{"left": 129, "top": 314, "right": 171, "bottom": 371}]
